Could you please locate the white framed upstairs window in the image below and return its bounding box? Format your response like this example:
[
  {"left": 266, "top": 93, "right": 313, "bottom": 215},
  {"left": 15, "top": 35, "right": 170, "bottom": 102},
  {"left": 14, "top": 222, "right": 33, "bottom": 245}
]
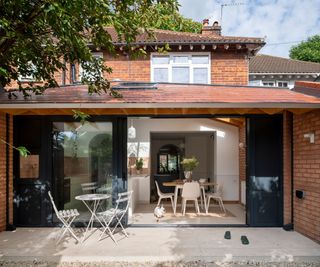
[
  {"left": 151, "top": 53, "right": 211, "bottom": 84},
  {"left": 18, "top": 63, "right": 37, "bottom": 82},
  {"left": 79, "top": 52, "right": 104, "bottom": 81}
]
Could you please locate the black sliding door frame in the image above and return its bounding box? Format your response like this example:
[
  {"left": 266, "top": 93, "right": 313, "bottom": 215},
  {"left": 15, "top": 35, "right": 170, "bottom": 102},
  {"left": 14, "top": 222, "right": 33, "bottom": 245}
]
[
  {"left": 245, "top": 114, "right": 284, "bottom": 227},
  {"left": 13, "top": 115, "right": 127, "bottom": 227}
]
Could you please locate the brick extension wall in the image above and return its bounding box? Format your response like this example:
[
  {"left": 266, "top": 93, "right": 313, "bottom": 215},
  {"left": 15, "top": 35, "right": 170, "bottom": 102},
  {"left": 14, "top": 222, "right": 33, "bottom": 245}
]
[
  {"left": 293, "top": 109, "right": 320, "bottom": 242},
  {"left": 0, "top": 113, "right": 13, "bottom": 231},
  {"left": 283, "top": 111, "right": 293, "bottom": 225}
]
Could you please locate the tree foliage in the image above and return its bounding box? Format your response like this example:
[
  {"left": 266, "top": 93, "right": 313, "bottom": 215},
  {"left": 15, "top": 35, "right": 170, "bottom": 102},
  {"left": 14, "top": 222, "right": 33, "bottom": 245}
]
[
  {"left": 143, "top": 3, "right": 202, "bottom": 33},
  {"left": 0, "top": 0, "right": 179, "bottom": 95},
  {"left": 289, "top": 35, "right": 320, "bottom": 63}
]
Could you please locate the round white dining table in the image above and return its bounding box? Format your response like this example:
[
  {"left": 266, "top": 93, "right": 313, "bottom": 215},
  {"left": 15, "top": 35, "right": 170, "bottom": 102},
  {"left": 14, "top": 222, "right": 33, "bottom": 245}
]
[{"left": 75, "top": 193, "right": 110, "bottom": 242}]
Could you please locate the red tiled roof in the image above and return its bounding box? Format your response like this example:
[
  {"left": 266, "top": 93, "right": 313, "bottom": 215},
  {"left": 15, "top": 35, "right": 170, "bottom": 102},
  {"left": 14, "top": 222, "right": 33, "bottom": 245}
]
[
  {"left": 249, "top": 54, "right": 320, "bottom": 74},
  {"left": 1, "top": 83, "right": 319, "bottom": 108},
  {"left": 105, "top": 27, "right": 265, "bottom": 45}
]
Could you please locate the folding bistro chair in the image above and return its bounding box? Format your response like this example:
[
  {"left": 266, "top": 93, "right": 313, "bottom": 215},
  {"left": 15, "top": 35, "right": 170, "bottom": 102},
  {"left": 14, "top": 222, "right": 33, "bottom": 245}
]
[
  {"left": 98, "top": 191, "right": 133, "bottom": 244},
  {"left": 48, "top": 191, "right": 80, "bottom": 243},
  {"left": 81, "top": 182, "right": 98, "bottom": 194}
]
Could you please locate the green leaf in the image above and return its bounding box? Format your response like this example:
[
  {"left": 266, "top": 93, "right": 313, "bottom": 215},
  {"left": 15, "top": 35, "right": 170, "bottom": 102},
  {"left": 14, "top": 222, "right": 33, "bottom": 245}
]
[
  {"left": 72, "top": 109, "right": 91, "bottom": 125},
  {"left": 289, "top": 35, "right": 320, "bottom": 63},
  {"left": 0, "top": 0, "right": 184, "bottom": 95},
  {"left": 16, "top": 146, "right": 30, "bottom": 157}
]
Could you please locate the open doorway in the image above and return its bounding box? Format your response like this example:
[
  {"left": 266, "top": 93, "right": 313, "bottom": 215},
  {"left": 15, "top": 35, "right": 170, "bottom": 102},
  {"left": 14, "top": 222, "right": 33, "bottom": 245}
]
[{"left": 127, "top": 117, "right": 246, "bottom": 225}]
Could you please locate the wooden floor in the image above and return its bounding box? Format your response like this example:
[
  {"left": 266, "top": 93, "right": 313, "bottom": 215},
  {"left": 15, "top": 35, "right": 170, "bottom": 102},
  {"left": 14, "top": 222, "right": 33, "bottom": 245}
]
[{"left": 129, "top": 202, "right": 246, "bottom": 225}]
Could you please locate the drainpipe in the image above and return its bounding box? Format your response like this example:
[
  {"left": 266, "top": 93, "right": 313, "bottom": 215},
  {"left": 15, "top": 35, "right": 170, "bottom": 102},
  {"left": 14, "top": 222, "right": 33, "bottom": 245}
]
[
  {"left": 5, "top": 114, "right": 15, "bottom": 231},
  {"left": 61, "top": 59, "right": 66, "bottom": 86}
]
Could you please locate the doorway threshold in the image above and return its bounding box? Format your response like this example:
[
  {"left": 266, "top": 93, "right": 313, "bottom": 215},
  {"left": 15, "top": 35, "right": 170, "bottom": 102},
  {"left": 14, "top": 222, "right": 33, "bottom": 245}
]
[{"left": 128, "top": 224, "right": 248, "bottom": 228}]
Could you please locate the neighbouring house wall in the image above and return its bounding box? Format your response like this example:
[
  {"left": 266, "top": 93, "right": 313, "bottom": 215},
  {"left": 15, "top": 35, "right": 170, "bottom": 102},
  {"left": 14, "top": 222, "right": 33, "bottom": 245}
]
[
  {"left": 293, "top": 109, "right": 320, "bottom": 242},
  {"left": 0, "top": 113, "right": 13, "bottom": 231},
  {"left": 127, "top": 118, "right": 239, "bottom": 201},
  {"left": 283, "top": 111, "right": 293, "bottom": 225}
]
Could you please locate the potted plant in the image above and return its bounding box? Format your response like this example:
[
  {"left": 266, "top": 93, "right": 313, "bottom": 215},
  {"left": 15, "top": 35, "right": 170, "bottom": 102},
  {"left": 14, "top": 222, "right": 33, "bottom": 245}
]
[
  {"left": 135, "top": 158, "right": 144, "bottom": 175},
  {"left": 181, "top": 157, "right": 199, "bottom": 180}
]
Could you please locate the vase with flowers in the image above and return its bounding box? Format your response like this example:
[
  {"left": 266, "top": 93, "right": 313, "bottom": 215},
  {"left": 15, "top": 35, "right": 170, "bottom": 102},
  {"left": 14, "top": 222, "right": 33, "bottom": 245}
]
[
  {"left": 135, "top": 158, "right": 144, "bottom": 175},
  {"left": 181, "top": 157, "right": 199, "bottom": 181}
]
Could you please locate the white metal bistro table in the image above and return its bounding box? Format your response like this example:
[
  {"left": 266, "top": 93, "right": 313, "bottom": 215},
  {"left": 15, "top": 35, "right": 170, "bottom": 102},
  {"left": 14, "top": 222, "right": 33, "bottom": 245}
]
[{"left": 75, "top": 193, "right": 110, "bottom": 242}]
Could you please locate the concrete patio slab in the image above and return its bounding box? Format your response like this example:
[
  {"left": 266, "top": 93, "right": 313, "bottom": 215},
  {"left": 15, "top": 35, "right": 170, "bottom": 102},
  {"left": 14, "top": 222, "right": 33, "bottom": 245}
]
[{"left": 0, "top": 227, "right": 319, "bottom": 266}]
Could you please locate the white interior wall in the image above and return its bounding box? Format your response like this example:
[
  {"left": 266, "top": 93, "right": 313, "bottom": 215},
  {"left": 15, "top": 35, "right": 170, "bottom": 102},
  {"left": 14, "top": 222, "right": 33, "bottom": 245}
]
[{"left": 127, "top": 118, "right": 239, "bottom": 201}]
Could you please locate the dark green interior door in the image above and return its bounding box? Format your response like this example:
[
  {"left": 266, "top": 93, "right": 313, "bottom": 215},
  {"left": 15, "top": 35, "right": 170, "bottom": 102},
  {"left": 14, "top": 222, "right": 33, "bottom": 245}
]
[{"left": 246, "top": 115, "right": 283, "bottom": 227}]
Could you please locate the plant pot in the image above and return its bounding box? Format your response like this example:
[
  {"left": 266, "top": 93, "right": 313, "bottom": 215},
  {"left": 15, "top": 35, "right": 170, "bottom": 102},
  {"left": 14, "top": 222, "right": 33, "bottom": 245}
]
[
  {"left": 184, "top": 171, "right": 192, "bottom": 180},
  {"left": 136, "top": 169, "right": 141, "bottom": 175}
]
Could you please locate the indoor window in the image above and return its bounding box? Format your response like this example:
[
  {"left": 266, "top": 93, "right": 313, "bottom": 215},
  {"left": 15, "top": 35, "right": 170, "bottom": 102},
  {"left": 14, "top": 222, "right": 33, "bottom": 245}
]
[{"left": 151, "top": 53, "right": 210, "bottom": 84}]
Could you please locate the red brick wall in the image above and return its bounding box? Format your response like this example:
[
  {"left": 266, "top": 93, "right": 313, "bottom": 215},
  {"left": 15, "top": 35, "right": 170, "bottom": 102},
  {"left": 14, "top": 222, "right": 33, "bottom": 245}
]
[
  {"left": 0, "top": 113, "right": 13, "bottom": 231},
  {"left": 293, "top": 109, "right": 320, "bottom": 242},
  {"left": 104, "top": 50, "right": 248, "bottom": 85},
  {"left": 0, "top": 113, "right": 5, "bottom": 231},
  {"left": 5, "top": 50, "right": 249, "bottom": 89},
  {"left": 211, "top": 52, "right": 248, "bottom": 85},
  {"left": 104, "top": 53, "right": 150, "bottom": 82},
  {"left": 283, "top": 111, "right": 293, "bottom": 225}
]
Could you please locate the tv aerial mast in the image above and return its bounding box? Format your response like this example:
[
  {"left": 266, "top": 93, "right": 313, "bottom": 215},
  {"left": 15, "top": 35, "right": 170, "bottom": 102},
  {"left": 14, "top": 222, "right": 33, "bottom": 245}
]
[{"left": 220, "top": 2, "right": 246, "bottom": 26}]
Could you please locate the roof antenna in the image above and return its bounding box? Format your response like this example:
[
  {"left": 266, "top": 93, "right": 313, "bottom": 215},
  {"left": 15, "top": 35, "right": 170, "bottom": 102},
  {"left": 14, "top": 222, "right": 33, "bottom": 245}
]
[{"left": 220, "top": 2, "right": 246, "bottom": 27}]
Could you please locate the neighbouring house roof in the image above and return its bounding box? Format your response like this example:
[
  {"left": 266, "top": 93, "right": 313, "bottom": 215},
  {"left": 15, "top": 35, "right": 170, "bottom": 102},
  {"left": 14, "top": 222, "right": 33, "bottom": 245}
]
[
  {"left": 294, "top": 81, "right": 320, "bottom": 98},
  {"left": 105, "top": 27, "right": 265, "bottom": 46},
  {"left": 0, "top": 83, "right": 319, "bottom": 112},
  {"left": 249, "top": 54, "right": 320, "bottom": 74}
]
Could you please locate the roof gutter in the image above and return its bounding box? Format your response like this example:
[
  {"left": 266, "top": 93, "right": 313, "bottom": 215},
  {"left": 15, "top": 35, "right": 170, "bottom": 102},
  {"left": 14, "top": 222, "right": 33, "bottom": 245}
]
[
  {"left": 250, "top": 72, "right": 320, "bottom": 75},
  {"left": 0, "top": 102, "right": 319, "bottom": 109},
  {"left": 110, "top": 41, "right": 266, "bottom": 46}
]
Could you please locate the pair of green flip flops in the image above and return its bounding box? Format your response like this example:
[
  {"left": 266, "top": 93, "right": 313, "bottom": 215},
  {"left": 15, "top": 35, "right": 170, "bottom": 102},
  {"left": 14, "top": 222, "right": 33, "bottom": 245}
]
[{"left": 224, "top": 231, "right": 249, "bottom": 245}]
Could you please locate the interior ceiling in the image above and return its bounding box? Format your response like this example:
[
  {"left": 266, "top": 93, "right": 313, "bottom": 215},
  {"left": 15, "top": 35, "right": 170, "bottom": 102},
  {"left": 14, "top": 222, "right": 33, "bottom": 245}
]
[{"left": 151, "top": 131, "right": 216, "bottom": 142}]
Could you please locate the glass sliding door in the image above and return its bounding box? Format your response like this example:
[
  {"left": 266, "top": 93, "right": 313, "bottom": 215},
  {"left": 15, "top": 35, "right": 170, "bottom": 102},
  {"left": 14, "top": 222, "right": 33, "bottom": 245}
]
[{"left": 52, "top": 121, "right": 113, "bottom": 221}]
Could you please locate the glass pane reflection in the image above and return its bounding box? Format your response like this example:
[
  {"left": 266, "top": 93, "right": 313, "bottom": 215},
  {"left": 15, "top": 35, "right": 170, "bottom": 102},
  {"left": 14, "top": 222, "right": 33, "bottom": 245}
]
[{"left": 52, "top": 122, "right": 113, "bottom": 222}]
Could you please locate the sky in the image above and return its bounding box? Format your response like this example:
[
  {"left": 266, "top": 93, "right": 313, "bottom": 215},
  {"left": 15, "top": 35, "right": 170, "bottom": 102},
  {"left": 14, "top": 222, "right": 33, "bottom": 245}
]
[{"left": 179, "top": 0, "right": 320, "bottom": 58}]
